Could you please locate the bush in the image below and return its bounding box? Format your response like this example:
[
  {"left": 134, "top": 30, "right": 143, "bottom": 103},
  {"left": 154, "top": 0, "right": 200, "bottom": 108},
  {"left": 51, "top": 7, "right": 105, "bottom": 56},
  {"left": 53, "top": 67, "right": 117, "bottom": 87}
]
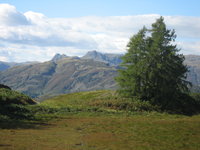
[
  {"left": 28, "top": 105, "right": 60, "bottom": 114},
  {"left": 89, "top": 97, "right": 160, "bottom": 112}
]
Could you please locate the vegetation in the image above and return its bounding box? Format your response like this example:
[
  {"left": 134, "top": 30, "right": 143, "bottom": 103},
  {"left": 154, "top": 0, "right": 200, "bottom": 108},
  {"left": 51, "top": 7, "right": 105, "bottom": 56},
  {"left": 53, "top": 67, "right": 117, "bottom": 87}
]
[
  {"left": 116, "top": 17, "right": 200, "bottom": 114},
  {"left": 40, "top": 90, "right": 160, "bottom": 112},
  {"left": 0, "top": 90, "right": 200, "bottom": 150},
  {"left": 0, "top": 86, "right": 36, "bottom": 120}
]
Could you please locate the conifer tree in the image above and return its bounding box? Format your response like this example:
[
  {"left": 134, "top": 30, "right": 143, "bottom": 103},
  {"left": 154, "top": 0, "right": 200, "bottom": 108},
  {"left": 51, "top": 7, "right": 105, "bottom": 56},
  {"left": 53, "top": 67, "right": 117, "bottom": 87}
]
[{"left": 116, "top": 17, "right": 190, "bottom": 110}]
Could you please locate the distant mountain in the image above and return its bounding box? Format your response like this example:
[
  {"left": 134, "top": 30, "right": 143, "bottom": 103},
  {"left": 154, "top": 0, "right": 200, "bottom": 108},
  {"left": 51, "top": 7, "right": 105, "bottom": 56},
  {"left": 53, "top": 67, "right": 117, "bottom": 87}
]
[
  {"left": 82, "top": 52, "right": 200, "bottom": 88},
  {"left": 51, "top": 53, "right": 68, "bottom": 62},
  {"left": 1, "top": 51, "right": 200, "bottom": 99},
  {"left": 0, "top": 61, "right": 39, "bottom": 71},
  {"left": 82, "top": 50, "right": 123, "bottom": 66},
  {"left": 51, "top": 53, "right": 80, "bottom": 62},
  {"left": 0, "top": 57, "right": 117, "bottom": 99},
  {"left": 184, "top": 55, "right": 200, "bottom": 92},
  {"left": 0, "top": 62, "right": 18, "bottom": 71}
]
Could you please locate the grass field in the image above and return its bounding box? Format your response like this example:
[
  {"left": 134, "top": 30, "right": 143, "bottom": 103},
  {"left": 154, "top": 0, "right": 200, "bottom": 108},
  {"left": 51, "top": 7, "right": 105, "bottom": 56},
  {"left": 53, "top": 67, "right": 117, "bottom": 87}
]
[{"left": 0, "top": 90, "right": 200, "bottom": 150}]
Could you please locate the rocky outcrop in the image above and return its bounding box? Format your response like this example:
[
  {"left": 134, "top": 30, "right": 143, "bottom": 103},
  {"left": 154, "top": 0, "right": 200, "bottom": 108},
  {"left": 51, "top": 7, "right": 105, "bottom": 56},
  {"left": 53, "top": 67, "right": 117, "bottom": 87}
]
[{"left": 82, "top": 50, "right": 122, "bottom": 66}]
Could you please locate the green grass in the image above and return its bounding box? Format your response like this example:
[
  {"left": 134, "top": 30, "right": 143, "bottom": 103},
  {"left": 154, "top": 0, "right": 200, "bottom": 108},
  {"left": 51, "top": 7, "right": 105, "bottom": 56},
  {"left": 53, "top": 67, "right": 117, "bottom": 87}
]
[
  {"left": 0, "top": 88, "right": 36, "bottom": 105},
  {"left": 41, "top": 90, "right": 158, "bottom": 112},
  {"left": 0, "top": 90, "right": 200, "bottom": 150},
  {"left": 0, "top": 88, "right": 37, "bottom": 120}
]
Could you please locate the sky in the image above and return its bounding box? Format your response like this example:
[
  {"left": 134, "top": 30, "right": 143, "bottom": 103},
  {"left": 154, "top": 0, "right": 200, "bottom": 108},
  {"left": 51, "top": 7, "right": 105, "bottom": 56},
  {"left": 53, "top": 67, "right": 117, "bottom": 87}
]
[{"left": 0, "top": 0, "right": 199, "bottom": 62}]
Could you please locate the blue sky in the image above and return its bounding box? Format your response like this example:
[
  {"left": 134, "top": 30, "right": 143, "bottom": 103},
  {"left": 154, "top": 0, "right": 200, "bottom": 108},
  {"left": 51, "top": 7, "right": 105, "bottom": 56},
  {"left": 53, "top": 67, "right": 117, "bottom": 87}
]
[
  {"left": 0, "top": 1, "right": 199, "bottom": 62},
  {"left": 2, "top": 0, "right": 200, "bottom": 17}
]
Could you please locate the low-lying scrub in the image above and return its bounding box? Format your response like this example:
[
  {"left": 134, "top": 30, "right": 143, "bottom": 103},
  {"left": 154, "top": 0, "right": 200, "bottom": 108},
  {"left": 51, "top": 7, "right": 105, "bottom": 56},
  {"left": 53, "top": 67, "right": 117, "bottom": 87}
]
[{"left": 89, "top": 98, "right": 159, "bottom": 112}]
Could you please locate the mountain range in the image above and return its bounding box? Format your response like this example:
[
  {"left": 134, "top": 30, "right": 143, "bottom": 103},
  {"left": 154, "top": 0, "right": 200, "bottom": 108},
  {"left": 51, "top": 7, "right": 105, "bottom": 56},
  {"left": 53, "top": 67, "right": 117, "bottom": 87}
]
[
  {"left": 0, "top": 61, "right": 39, "bottom": 71},
  {"left": 0, "top": 51, "right": 118, "bottom": 99},
  {"left": 0, "top": 51, "right": 200, "bottom": 99}
]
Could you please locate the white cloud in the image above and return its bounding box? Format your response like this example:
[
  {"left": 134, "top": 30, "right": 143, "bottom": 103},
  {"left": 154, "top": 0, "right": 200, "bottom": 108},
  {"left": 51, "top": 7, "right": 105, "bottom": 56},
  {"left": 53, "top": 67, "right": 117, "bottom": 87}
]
[
  {"left": 0, "top": 4, "right": 199, "bottom": 62},
  {"left": 177, "top": 41, "right": 200, "bottom": 55},
  {"left": 24, "top": 11, "right": 46, "bottom": 25},
  {"left": 165, "top": 16, "right": 200, "bottom": 39},
  {"left": 0, "top": 4, "right": 30, "bottom": 26}
]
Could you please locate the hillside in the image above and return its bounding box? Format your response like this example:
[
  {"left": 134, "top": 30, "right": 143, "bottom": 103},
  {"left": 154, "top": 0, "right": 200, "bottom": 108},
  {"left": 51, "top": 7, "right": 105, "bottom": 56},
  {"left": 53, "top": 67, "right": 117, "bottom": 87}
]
[
  {"left": 0, "top": 85, "right": 36, "bottom": 105},
  {"left": 0, "top": 61, "right": 18, "bottom": 71},
  {"left": 0, "top": 57, "right": 117, "bottom": 98},
  {"left": 0, "top": 84, "right": 36, "bottom": 120},
  {"left": 185, "top": 55, "right": 200, "bottom": 87}
]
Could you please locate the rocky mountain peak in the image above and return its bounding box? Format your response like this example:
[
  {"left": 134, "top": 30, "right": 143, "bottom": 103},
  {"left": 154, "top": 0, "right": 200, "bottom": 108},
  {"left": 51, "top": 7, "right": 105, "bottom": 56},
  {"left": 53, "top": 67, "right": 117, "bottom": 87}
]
[
  {"left": 51, "top": 53, "right": 68, "bottom": 62},
  {"left": 83, "top": 50, "right": 103, "bottom": 58},
  {"left": 82, "top": 50, "right": 122, "bottom": 66}
]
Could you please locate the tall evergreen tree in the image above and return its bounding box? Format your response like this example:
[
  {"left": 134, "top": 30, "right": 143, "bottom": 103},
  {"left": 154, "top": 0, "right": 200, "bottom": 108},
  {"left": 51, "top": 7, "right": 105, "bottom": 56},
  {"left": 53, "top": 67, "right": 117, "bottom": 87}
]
[{"left": 116, "top": 17, "right": 190, "bottom": 110}]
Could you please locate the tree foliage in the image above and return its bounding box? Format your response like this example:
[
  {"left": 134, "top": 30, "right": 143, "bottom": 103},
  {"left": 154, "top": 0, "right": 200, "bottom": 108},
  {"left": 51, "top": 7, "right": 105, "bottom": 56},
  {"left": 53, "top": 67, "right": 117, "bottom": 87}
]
[{"left": 116, "top": 17, "right": 194, "bottom": 113}]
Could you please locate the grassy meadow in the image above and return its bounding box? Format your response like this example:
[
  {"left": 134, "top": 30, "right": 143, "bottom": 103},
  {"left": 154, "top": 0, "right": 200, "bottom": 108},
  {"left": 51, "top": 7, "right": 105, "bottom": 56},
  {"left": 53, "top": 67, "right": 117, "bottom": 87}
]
[{"left": 0, "top": 90, "right": 200, "bottom": 150}]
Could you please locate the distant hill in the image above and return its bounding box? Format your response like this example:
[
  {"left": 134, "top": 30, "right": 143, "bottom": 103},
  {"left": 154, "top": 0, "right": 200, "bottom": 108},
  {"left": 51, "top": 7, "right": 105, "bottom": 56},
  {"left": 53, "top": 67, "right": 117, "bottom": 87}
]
[
  {"left": 0, "top": 61, "right": 39, "bottom": 71},
  {"left": 184, "top": 55, "right": 200, "bottom": 92},
  {"left": 1, "top": 51, "right": 200, "bottom": 99},
  {"left": 0, "top": 56, "right": 117, "bottom": 99},
  {"left": 0, "top": 62, "right": 18, "bottom": 71}
]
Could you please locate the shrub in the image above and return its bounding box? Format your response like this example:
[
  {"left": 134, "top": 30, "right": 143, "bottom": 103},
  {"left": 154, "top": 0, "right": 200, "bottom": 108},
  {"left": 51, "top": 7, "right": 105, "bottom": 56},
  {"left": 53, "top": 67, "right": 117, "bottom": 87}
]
[{"left": 89, "top": 98, "right": 160, "bottom": 112}]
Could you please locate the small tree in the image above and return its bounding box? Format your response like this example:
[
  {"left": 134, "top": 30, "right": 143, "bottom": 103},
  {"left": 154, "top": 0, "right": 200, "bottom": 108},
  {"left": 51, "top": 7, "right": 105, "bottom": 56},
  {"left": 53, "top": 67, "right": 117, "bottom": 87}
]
[{"left": 116, "top": 17, "right": 191, "bottom": 112}]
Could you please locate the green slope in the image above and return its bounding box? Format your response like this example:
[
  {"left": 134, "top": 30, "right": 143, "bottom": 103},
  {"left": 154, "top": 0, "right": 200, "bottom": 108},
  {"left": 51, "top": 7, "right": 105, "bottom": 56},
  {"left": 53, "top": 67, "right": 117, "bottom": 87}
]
[
  {"left": 41, "top": 90, "right": 158, "bottom": 112},
  {"left": 0, "top": 87, "right": 36, "bottom": 120}
]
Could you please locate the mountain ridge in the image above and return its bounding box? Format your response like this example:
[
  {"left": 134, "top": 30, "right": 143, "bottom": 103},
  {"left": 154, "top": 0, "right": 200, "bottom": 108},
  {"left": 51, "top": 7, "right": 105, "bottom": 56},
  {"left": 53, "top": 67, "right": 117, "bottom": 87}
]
[
  {"left": 82, "top": 50, "right": 123, "bottom": 66},
  {"left": 0, "top": 51, "right": 200, "bottom": 99},
  {"left": 0, "top": 56, "right": 118, "bottom": 99},
  {"left": 0, "top": 61, "right": 39, "bottom": 71}
]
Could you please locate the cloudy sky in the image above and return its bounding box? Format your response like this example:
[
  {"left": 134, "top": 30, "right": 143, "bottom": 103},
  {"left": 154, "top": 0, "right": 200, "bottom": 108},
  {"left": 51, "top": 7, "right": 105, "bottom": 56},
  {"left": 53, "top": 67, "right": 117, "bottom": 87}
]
[{"left": 0, "top": 0, "right": 200, "bottom": 62}]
